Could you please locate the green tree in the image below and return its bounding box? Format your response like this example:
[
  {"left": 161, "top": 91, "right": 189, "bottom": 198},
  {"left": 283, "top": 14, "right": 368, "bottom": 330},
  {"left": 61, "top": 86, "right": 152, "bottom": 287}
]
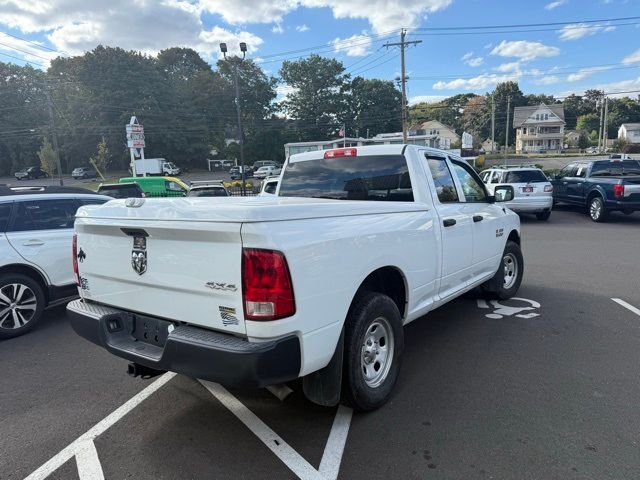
[
  {"left": 490, "top": 81, "right": 525, "bottom": 147},
  {"left": 348, "top": 77, "right": 401, "bottom": 137},
  {"left": 37, "top": 137, "right": 57, "bottom": 175},
  {"left": 576, "top": 113, "right": 600, "bottom": 133},
  {"left": 578, "top": 132, "right": 590, "bottom": 149},
  {"left": 461, "top": 95, "right": 491, "bottom": 143},
  {"left": 280, "top": 55, "right": 350, "bottom": 140},
  {"left": 525, "top": 94, "right": 556, "bottom": 106},
  {"left": 410, "top": 93, "right": 475, "bottom": 134},
  {"left": 90, "top": 136, "right": 110, "bottom": 173}
]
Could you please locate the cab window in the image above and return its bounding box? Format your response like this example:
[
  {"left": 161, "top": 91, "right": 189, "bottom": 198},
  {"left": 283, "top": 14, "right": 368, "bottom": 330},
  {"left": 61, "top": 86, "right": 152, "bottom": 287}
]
[
  {"left": 0, "top": 203, "right": 11, "bottom": 232},
  {"left": 557, "top": 163, "right": 577, "bottom": 179},
  {"left": 451, "top": 161, "right": 488, "bottom": 203},
  {"left": 425, "top": 155, "right": 459, "bottom": 203},
  {"left": 490, "top": 171, "right": 502, "bottom": 184}
]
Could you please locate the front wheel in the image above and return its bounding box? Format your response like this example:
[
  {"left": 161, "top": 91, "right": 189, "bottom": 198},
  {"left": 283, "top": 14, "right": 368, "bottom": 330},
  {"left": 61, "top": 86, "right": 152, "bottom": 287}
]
[
  {"left": 342, "top": 292, "right": 404, "bottom": 411},
  {"left": 482, "top": 240, "right": 524, "bottom": 300},
  {"left": 588, "top": 196, "right": 608, "bottom": 222},
  {"left": 0, "top": 274, "right": 45, "bottom": 339}
]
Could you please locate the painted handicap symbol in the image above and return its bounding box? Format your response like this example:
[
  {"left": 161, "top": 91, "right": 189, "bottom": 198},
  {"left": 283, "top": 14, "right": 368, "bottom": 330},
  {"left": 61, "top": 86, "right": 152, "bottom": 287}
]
[{"left": 477, "top": 297, "right": 541, "bottom": 319}]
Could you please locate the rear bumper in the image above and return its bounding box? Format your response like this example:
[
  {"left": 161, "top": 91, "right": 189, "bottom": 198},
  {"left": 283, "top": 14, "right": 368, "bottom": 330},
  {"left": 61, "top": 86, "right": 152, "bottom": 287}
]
[
  {"left": 606, "top": 200, "right": 640, "bottom": 211},
  {"left": 505, "top": 196, "right": 553, "bottom": 213},
  {"left": 67, "top": 300, "right": 301, "bottom": 388}
]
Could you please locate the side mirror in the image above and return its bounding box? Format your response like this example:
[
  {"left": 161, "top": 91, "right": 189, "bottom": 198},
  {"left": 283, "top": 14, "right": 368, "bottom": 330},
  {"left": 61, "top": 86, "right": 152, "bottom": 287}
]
[{"left": 493, "top": 185, "right": 514, "bottom": 202}]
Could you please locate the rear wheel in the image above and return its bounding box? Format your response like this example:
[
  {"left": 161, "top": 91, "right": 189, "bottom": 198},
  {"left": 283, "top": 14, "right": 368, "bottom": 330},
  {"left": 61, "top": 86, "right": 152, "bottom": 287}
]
[
  {"left": 588, "top": 196, "right": 608, "bottom": 222},
  {"left": 342, "top": 292, "right": 404, "bottom": 411},
  {"left": 536, "top": 211, "right": 551, "bottom": 221},
  {"left": 0, "top": 274, "right": 45, "bottom": 339}
]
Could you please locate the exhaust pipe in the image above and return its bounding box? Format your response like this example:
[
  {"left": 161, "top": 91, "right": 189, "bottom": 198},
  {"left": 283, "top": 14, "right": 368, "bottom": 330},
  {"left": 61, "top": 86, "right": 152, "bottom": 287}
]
[{"left": 127, "top": 362, "right": 166, "bottom": 379}]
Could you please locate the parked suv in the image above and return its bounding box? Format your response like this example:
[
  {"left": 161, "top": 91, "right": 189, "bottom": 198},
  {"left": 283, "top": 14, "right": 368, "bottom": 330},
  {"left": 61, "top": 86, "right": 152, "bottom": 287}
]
[
  {"left": 14, "top": 166, "right": 49, "bottom": 180},
  {"left": 0, "top": 190, "right": 112, "bottom": 339},
  {"left": 480, "top": 166, "right": 553, "bottom": 221}
]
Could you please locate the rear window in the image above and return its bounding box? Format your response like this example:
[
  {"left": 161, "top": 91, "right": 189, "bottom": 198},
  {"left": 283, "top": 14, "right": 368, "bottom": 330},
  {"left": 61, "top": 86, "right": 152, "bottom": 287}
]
[
  {"left": 505, "top": 170, "right": 548, "bottom": 183},
  {"left": 98, "top": 184, "right": 143, "bottom": 198},
  {"left": 188, "top": 187, "right": 228, "bottom": 197},
  {"left": 591, "top": 160, "right": 640, "bottom": 176},
  {"left": 279, "top": 155, "right": 413, "bottom": 201}
]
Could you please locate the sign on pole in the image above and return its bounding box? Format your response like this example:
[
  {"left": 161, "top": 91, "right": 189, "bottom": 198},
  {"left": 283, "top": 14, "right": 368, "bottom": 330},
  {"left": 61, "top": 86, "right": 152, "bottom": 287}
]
[
  {"left": 462, "top": 131, "right": 473, "bottom": 149},
  {"left": 127, "top": 116, "right": 145, "bottom": 176}
]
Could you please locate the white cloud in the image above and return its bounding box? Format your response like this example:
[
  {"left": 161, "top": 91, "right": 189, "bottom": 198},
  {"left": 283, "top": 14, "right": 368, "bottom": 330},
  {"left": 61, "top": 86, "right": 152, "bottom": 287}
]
[
  {"left": 295, "top": 24, "right": 310, "bottom": 32},
  {"left": 566, "top": 66, "right": 612, "bottom": 82},
  {"left": 558, "top": 23, "right": 615, "bottom": 41},
  {"left": 271, "top": 23, "right": 284, "bottom": 34},
  {"left": 534, "top": 75, "right": 560, "bottom": 85},
  {"left": 556, "top": 76, "right": 640, "bottom": 98},
  {"left": 491, "top": 40, "right": 560, "bottom": 61},
  {"left": 544, "top": 0, "right": 566, "bottom": 10},
  {"left": 495, "top": 61, "right": 522, "bottom": 72},
  {"left": 0, "top": 0, "right": 264, "bottom": 61},
  {"left": 201, "top": 0, "right": 452, "bottom": 33},
  {"left": 622, "top": 48, "right": 640, "bottom": 64},
  {"left": 331, "top": 34, "right": 372, "bottom": 57},
  {"left": 461, "top": 51, "right": 483, "bottom": 67},
  {"left": 433, "top": 72, "right": 521, "bottom": 91},
  {"left": 409, "top": 95, "right": 447, "bottom": 105},
  {"left": 0, "top": 32, "right": 59, "bottom": 67}
]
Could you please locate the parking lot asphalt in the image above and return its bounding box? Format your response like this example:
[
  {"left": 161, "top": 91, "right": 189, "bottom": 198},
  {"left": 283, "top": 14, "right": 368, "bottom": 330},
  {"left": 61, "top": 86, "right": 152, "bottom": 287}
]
[{"left": 2, "top": 207, "right": 639, "bottom": 480}]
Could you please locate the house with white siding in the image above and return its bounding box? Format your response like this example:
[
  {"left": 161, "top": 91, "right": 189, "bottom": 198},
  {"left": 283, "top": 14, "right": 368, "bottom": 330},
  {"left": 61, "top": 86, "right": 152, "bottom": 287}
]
[{"left": 513, "top": 103, "right": 565, "bottom": 153}]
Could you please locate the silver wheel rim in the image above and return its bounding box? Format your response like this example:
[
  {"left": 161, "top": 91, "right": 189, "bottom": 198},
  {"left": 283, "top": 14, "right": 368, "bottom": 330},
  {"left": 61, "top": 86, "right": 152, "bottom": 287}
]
[
  {"left": 0, "top": 283, "right": 37, "bottom": 330},
  {"left": 502, "top": 253, "right": 518, "bottom": 290},
  {"left": 361, "top": 317, "right": 394, "bottom": 388},
  {"left": 590, "top": 199, "right": 601, "bottom": 220}
]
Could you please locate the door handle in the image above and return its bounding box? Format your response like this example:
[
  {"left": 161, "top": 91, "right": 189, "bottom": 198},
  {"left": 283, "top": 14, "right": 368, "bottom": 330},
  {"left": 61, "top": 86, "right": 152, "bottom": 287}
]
[
  {"left": 443, "top": 218, "right": 456, "bottom": 227},
  {"left": 473, "top": 215, "right": 484, "bottom": 223},
  {"left": 22, "top": 240, "right": 45, "bottom": 246}
]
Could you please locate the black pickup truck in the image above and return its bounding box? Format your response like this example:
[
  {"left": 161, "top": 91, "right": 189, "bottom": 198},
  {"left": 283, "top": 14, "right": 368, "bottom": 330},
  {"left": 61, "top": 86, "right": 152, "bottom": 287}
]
[{"left": 551, "top": 159, "right": 640, "bottom": 222}]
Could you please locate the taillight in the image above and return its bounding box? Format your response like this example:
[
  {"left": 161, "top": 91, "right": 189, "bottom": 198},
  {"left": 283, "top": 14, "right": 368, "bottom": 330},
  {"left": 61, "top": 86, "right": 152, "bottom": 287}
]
[
  {"left": 544, "top": 185, "right": 553, "bottom": 192},
  {"left": 242, "top": 248, "right": 295, "bottom": 321},
  {"left": 613, "top": 184, "right": 624, "bottom": 199},
  {"left": 324, "top": 148, "right": 357, "bottom": 159},
  {"left": 72, "top": 234, "right": 80, "bottom": 286}
]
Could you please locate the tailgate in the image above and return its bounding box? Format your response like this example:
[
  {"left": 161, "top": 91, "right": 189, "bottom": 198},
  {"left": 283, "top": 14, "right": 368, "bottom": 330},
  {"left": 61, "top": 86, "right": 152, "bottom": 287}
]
[{"left": 75, "top": 217, "right": 245, "bottom": 335}]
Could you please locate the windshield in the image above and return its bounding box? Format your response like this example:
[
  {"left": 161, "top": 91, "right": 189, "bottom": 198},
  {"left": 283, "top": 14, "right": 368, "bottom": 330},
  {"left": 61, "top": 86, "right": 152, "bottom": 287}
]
[
  {"left": 505, "top": 170, "right": 548, "bottom": 183},
  {"left": 279, "top": 155, "right": 413, "bottom": 201}
]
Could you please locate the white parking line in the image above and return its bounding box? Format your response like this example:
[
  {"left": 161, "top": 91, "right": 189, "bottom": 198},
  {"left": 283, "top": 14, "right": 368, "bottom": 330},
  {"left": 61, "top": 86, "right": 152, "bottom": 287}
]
[
  {"left": 611, "top": 298, "right": 640, "bottom": 317},
  {"left": 75, "top": 440, "right": 105, "bottom": 480},
  {"left": 319, "top": 405, "right": 353, "bottom": 480},
  {"left": 25, "top": 372, "right": 176, "bottom": 480},
  {"left": 200, "top": 380, "right": 353, "bottom": 480}
]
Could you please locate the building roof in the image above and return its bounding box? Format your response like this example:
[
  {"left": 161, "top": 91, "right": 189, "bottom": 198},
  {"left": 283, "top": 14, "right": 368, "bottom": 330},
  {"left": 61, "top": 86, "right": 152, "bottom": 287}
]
[
  {"left": 620, "top": 123, "right": 640, "bottom": 129},
  {"left": 512, "top": 103, "right": 565, "bottom": 127},
  {"left": 420, "top": 119, "right": 458, "bottom": 133}
]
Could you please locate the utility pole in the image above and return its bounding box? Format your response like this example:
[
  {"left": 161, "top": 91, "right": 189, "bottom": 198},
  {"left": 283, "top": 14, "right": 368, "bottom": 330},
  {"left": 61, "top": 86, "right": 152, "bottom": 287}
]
[
  {"left": 504, "top": 96, "right": 511, "bottom": 167},
  {"left": 220, "top": 42, "right": 248, "bottom": 195},
  {"left": 597, "top": 96, "right": 604, "bottom": 152},
  {"left": 44, "top": 81, "right": 64, "bottom": 186},
  {"left": 602, "top": 95, "right": 608, "bottom": 152},
  {"left": 491, "top": 94, "right": 496, "bottom": 153},
  {"left": 383, "top": 29, "right": 422, "bottom": 142}
]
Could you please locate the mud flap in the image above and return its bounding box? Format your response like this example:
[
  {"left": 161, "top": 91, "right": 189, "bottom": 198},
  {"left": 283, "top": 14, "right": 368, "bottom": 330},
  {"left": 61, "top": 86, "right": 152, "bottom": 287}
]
[{"left": 303, "top": 329, "right": 344, "bottom": 407}]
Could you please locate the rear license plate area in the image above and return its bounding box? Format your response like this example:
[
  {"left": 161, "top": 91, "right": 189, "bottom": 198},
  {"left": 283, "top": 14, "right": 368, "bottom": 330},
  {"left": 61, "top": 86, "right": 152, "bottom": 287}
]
[
  {"left": 522, "top": 186, "right": 533, "bottom": 193},
  {"left": 132, "top": 315, "right": 173, "bottom": 347}
]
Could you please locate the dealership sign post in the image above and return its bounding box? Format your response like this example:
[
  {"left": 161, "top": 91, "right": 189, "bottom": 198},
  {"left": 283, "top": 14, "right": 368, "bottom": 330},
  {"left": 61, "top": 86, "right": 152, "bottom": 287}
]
[{"left": 126, "top": 116, "right": 146, "bottom": 177}]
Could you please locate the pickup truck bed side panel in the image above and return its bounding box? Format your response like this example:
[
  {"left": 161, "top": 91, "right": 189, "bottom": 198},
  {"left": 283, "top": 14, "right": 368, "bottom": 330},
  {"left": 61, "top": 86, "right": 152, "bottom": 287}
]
[{"left": 240, "top": 209, "right": 438, "bottom": 375}]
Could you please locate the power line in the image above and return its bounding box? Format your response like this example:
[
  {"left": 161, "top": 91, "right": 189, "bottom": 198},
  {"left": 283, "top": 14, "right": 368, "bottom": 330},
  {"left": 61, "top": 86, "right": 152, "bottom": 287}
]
[{"left": 411, "top": 16, "right": 640, "bottom": 31}]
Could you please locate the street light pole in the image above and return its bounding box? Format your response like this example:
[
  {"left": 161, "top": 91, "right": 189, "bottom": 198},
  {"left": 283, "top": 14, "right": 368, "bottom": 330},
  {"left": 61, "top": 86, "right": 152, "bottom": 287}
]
[{"left": 220, "top": 42, "right": 247, "bottom": 195}]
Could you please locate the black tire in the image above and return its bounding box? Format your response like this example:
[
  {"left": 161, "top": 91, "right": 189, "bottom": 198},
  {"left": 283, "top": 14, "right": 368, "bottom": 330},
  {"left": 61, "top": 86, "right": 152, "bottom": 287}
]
[
  {"left": 481, "top": 240, "right": 524, "bottom": 300},
  {"left": 341, "top": 292, "right": 404, "bottom": 411},
  {"left": 536, "top": 211, "right": 551, "bottom": 221},
  {"left": 0, "top": 274, "right": 45, "bottom": 340},
  {"left": 588, "top": 196, "right": 608, "bottom": 223}
]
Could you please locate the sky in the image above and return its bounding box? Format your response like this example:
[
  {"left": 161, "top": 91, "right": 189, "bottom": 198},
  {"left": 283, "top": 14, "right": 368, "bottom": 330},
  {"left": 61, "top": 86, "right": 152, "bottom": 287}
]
[{"left": 0, "top": 0, "right": 639, "bottom": 103}]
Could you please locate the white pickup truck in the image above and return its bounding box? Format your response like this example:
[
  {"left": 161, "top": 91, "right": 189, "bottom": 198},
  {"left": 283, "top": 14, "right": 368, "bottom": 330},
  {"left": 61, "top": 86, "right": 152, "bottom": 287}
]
[{"left": 68, "top": 145, "right": 522, "bottom": 411}]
